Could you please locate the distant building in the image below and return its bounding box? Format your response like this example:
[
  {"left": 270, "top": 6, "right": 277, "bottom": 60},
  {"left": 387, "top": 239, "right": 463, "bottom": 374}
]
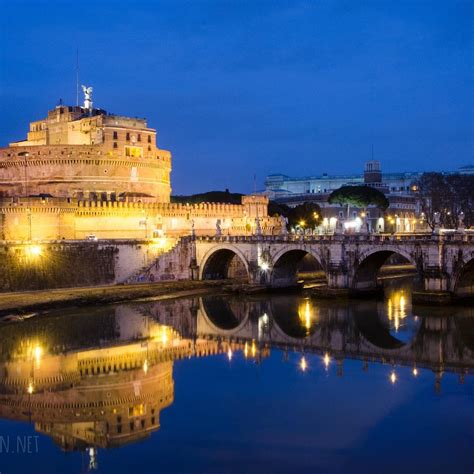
[
  {"left": 265, "top": 161, "right": 425, "bottom": 232},
  {"left": 265, "top": 161, "right": 471, "bottom": 232},
  {"left": 265, "top": 161, "right": 424, "bottom": 200}
]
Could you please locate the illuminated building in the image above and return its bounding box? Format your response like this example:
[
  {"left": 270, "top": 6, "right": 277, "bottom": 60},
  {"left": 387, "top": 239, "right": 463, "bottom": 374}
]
[{"left": 0, "top": 89, "right": 282, "bottom": 240}]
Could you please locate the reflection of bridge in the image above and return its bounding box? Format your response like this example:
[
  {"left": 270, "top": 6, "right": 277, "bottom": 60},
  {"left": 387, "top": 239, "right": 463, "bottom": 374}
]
[
  {"left": 137, "top": 294, "right": 474, "bottom": 388},
  {"left": 194, "top": 296, "right": 474, "bottom": 383},
  {"left": 140, "top": 234, "right": 474, "bottom": 300}
]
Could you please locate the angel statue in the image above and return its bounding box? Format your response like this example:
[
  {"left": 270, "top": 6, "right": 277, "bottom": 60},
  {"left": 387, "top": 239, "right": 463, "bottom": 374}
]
[{"left": 82, "top": 85, "right": 93, "bottom": 110}]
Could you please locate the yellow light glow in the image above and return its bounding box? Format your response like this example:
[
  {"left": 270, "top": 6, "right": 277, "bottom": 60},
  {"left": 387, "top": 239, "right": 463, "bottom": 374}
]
[
  {"left": 152, "top": 237, "right": 167, "bottom": 249},
  {"left": 300, "top": 356, "right": 307, "bottom": 372},
  {"left": 260, "top": 262, "right": 269, "bottom": 271},
  {"left": 161, "top": 327, "right": 168, "bottom": 345},
  {"left": 387, "top": 291, "right": 408, "bottom": 332},
  {"left": 390, "top": 371, "right": 397, "bottom": 384},
  {"left": 244, "top": 342, "right": 249, "bottom": 358},
  {"left": 251, "top": 341, "right": 256, "bottom": 357},
  {"left": 143, "top": 359, "right": 148, "bottom": 374},
  {"left": 227, "top": 348, "right": 233, "bottom": 361},
  {"left": 413, "top": 367, "right": 418, "bottom": 377},
  {"left": 323, "top": 352, "right": 330, "bottom": 369},
  {"left": 26, "top": 245, "right": 42, "bottom": 258},
  {"left": 360, "top": 212, "right": 366, "bottom": 218},
  {"left": 33, "top": 345, "right": 42, "bottom": 366},
  {"left": 298, "top": 299, "right": 316, "bottom": 335},
  {"left": 299, "top": 220, "right": 306, "bottom": 227},
  {"left": 27, "top": 383, "right": 34, "bottom": 395}
]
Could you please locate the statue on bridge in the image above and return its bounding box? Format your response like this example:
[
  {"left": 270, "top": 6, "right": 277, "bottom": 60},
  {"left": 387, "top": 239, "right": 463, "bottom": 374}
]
[
  {"left": 215, "top": 219, "right": 222, "bottom": 236},
  {"left": 433, "top": 212, "right": 441, "bottom": 235},
  {"left": 280, "top": 215, "right": 288, "bottom": 235},
  {"left": 458, "top": 212, "right": 465, "bottom": 233}
]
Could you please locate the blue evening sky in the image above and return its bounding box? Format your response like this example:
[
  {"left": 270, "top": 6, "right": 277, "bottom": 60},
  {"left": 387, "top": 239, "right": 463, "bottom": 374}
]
[{"left": 0, "top": 0, "right": 472, "bottom": 193}]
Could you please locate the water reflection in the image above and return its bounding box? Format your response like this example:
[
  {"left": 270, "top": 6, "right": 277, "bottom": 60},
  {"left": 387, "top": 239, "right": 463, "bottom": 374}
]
[
  {"left": 0, "top": 292, "right": 472, "bottom": 466},
  {"left": 383, "top": 283, "right": 421, "bottom": 343}
]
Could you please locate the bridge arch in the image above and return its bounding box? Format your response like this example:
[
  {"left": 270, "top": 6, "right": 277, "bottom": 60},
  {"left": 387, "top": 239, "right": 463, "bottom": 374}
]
[
  {"left": 198, "top": 296, "right": 251, "bottom": 336},
  {"left": 352, "top": 302, "right": 422, "bottom": 352},
  {"left": 453, "top": 257, "right": 474, "bottom": 299},
  {"left": 199, "top": 245, "right": 250, "bottom": 281},
  {"left": 270, "top": 247, "right": 327, "bottom": 288},
  {"left": 351, "top": 247, "right": 418, "bottom": 291}
]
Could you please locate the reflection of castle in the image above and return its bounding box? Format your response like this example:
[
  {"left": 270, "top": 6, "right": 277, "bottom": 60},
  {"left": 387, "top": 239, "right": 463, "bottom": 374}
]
[
  {"left": 0, "top": 90, "right": 281, "bottom": 240},
  {"left": 0, "top": 311, "right": 230, "bottom": 452}
]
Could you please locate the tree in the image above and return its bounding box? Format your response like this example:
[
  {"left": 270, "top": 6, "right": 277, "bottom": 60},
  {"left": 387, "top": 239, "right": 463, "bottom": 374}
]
[
  {"left": 416, "top": 173, "right": 474, "bottom": 229},
  {"left": 287, "top": 202, "right": 322, "bottom": 229},
  {"left": 328, "top": 185, "right": 389, "bottom": 218}
]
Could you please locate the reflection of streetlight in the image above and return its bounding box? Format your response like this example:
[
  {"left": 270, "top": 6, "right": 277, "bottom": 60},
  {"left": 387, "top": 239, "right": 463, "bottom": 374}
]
[
  {"left": 300, "top": 356, "right": 308, "bottom": 372},
  {"left": 390, "top": 370, "right": 397, "bottom": 384},
  {"left": 323, "top": 352, "right": 330, "bottom": 369}
]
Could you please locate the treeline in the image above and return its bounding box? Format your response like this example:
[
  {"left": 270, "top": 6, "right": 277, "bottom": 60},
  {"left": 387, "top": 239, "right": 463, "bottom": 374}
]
[
  {"left": 416, "top": 173, "right": 474, "bottom": 229},
  {"left": 171, "top": 189, "right": 243, "bottom": 205}
]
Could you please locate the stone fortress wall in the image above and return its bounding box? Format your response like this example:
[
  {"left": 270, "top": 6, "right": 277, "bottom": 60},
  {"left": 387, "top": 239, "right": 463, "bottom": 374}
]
[{"left": 0, "top": 195, "right": 278, "bottom": 241}]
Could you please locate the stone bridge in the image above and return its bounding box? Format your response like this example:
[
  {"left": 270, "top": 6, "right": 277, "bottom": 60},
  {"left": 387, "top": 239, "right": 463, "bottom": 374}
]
[{"left": 141, "top": 232, "right": 474, "bottom": 300}]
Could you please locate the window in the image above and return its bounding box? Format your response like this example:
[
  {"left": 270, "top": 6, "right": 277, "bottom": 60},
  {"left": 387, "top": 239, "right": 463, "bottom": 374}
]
[
  {"left": 126, "top": 132, "right": 130, "bottom": 141},
  {"left": 113, "top": 131, "right": 118, "bottom": 140},
  {"left": 148, "top": 135, "right": 151, "bottom": 143},
  {"left": 113, "top": 142, "right": 117, "bottom": 148},
  {"left": 128, "top": 404, "right": 145, "bottom": 417},
  {"left": 117, "top": 425, "right": 122, "bottom": 434},
  {"left": 137, "top": 134, "right": 141, "bottom": 142},
  {"left": 125, "top": 146, "right": 143, "bottom": 158}
]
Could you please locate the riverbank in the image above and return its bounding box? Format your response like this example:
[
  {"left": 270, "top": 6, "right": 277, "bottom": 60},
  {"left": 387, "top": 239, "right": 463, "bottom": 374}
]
[{"left": 0, "top": 280, "right": 233, "bottom": 316}]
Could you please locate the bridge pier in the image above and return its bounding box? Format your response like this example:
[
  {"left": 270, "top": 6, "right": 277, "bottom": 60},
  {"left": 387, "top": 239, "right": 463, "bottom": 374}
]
[{"left": 412, "top": 267, "right": 453, "bottom": 304}]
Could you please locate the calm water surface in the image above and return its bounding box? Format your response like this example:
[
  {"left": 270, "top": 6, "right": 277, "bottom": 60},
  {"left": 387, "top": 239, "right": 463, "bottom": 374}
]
[{"left": 0, "top": 284, "right": 472, "bottom": 474}]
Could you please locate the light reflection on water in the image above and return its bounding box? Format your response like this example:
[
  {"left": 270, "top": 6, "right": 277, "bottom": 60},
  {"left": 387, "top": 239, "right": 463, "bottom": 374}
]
[{"left": 0, "top": 287, "right": 472, "bottom": 473}]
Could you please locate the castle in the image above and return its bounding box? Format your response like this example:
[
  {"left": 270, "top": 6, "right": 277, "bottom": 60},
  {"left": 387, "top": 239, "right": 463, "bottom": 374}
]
[{"left": 0, "top": 88, "right": 281, "bottom": 240}]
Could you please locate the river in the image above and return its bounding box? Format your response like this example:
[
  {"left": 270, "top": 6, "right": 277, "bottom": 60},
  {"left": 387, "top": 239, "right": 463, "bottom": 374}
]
[{"left": 0, "top": 282, "right": 472, "bottom": 473}]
